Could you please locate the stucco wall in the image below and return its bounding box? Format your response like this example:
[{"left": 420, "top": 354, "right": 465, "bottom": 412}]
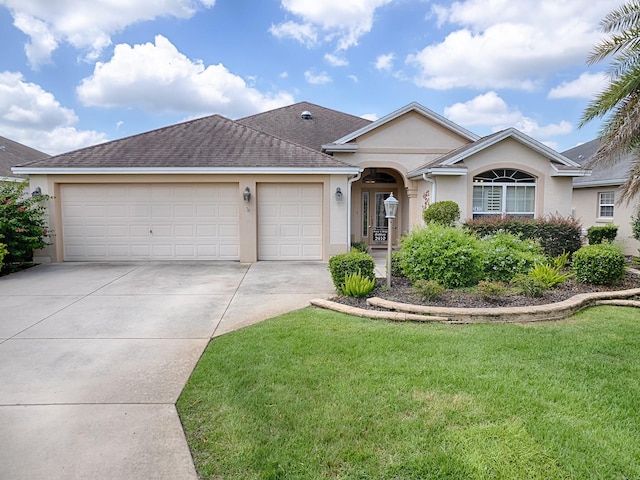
[
  {"left": 573, "top": 186, "right": 640, "bottom": 256},
  {"left": 28, "top": 173, "right": 350, "bottom": 263}
]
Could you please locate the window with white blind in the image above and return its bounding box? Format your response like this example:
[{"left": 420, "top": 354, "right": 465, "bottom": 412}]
[
  {"left": 472, "top": 169, "right": 536, "bottom": 219},
  {"left": 599, "top": 192, "right": 615, "bottom": 218}
]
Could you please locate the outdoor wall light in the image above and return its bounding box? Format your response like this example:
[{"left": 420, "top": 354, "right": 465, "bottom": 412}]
[
  {"left": 31, "top": 186, "right": 42, "bottom": 197},
  {"left": 243, "top": 186, "right": 251, "bottom": 203},
  {"left": 335, "top": 187, "right": 343, "bottom": 201}
]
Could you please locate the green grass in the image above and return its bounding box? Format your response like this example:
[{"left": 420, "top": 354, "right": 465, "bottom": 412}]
[{"left": 178, "top": 306, "right": 640, "bottom": 479}]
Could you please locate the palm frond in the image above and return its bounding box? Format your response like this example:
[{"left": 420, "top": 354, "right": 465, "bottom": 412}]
[{"left": 600, "top": 0, "right": 640, "bottom": 33}]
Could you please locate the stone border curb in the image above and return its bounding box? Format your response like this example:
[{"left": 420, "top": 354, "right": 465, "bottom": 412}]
[{"left": 311, "top": 269, "right": 640, "bottom": 324}]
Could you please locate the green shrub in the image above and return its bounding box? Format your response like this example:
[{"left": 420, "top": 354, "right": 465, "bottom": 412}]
[
  {"left": 328, "top": 250, "right": 375, "bottom": 293},
  {"left": 528, "top": 263, "right": 573, "bottom": 288},
  {"left": 341, "top": 271, "right": 375, "bottom": 297},
  {"left": 390, "top": 250, "right": 405, "bottom": 277},
  {"left": 413, "top": 279, "right": 445, "bottom": 301},
  {"left": 586, "top": 224, "right": 618, "bottom": 244},
  {"left": 350, "top": 241, "right": 369, "bottom": 253},
  {"left": 464, "top": 215, "right": 582, "bottom": 257},
  {"left": 399, "top": 225, "right": 483, "bottom": 288},
  {"left": 631, "top": 210, "right": 640, "bottom": 241},
  {"left": 572, "top": 243, "right": 626, "bottom": 285},
  {"left": 477, "top": 280, "right": 508, "bottom": 302},
  {"left": 0, "top": 241, "right": 7, "bottom": 271},
  {"left": 550, "top": 251, "right": 570, "bottom": 270},
  {"left": 479, "top": 232, "right": 546, "bottom": 282},
  {"left": 422, "top": 200, "right": 460, "bottom": 226},
  {"left": 511, "top": 273, "right": 547, "bottom": 298},
  {"left": 0, "top": 181, "right": 51, "bottom": 269}
]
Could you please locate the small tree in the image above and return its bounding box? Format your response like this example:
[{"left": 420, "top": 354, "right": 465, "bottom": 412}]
[
  {"left": 0, "top": 181, "right": 51, "bottom": 269},
  {"left": 423, "top": 200, "right": 460, "bottom": 226}
]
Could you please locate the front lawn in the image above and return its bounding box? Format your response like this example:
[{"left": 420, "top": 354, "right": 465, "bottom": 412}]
[{"left": 178, "top": 306, "right": 640, "bottom": 479}]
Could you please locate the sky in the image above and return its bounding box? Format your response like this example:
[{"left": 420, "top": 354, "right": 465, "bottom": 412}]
[{"left": 0, "top": 0, "right": 625, "bottom": 156}]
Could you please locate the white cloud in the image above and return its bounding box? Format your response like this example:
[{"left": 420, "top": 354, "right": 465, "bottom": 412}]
[
  {"left": 1, "top": 0, "right": 215, "bottom": 67},
  {"left": 304, "top": 70, "right": 332, "bottom": 85},
  {"left": 269, "top": 21, "right": 317, "bottom": 47},
  {"left": 408, "top": 0, "right": 622, "bottom": 90},
  {"left": 444, "top": 91, "right": 572, "bottom": 143},
  {"left": 271, "top": 0, "right": 392, "bottom": 50},
  {"left": 548, "top": 72, "right": 608, "bottom": 99},
  {"left": 324, "top": 53, "right": 348, "bottom": 66},
  {"left": 375, "top": 53, "right": 394, "bottom": 71},
  {"left": 76, "top": 35, "right": 295, "bottom": 118},
  {"left": 0, "top": 71, "right": 107, "bottom": 154},
  {"left": 348, "top": 74, "right": 358, "bottom": 83}
]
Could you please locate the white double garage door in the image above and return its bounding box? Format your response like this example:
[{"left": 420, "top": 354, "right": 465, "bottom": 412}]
[{"left": 61, "top": 183, "right": 323, "bottom": 261}]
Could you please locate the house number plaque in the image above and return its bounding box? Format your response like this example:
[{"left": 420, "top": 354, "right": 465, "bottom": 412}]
[{"left": 373, "top": 228, "right": 388, "bottom": 242}]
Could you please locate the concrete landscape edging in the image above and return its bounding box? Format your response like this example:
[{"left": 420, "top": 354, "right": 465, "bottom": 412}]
[{"left": 311, "top": 286, "right": 640, "bottom": 324}]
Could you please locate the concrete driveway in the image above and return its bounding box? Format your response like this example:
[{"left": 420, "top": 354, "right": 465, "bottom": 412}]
[{"left": 0, "top": 261, "right": 334, "bottom": 479}]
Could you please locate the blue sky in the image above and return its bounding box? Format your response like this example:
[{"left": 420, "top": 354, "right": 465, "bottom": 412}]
[{"left": 0, "top": 0, "right": 624, "bottom": 155}]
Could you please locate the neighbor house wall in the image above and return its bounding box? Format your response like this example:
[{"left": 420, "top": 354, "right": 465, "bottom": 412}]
[{"left": 572, "top": 185, "right": 640, "bottom": 256}]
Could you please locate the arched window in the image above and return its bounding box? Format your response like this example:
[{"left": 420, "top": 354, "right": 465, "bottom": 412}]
[{"left": 472, "top": 169, "right": 536, "bottom": 218}]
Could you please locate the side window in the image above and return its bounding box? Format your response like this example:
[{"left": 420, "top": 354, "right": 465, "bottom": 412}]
[{"left": 598, "top": 192, "right": 615, "bottom": 218}]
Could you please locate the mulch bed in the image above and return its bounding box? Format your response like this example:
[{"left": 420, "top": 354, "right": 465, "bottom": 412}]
[{"left": 332, "top": 269, "right": 640, "bottom": 310}]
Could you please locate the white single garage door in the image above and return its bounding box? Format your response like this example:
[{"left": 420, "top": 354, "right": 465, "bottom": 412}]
[
  {"left": 61, "top": 184, "right": 240, "bottom": 260},
  {"left": 258, "top": 183, "right": 323, "bottom": 260}
]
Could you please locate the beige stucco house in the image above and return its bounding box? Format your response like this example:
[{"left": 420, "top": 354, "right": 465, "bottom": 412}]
[
  {"left": 13, "top": 101, "right": 589, "bottom": 263},
  {"left": 565, "top": 140, "right": 640, "bottom": 255}
]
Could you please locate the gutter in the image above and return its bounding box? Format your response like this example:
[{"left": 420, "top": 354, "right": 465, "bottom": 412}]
[{"left": 423, "top": 173, "right": 436, "bottom": 203}]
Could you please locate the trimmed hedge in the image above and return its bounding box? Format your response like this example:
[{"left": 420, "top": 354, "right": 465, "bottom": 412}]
[
  {"left": 399, "top": 224, "right": 483, "bottom": 288},
  {"left": 464, "top": 215, "right": 582, "bottom": 257},
  {"left": 423, "top": 200, "right": 460, "bottom": 226},
  {"left": 328, "top": 250, "right": 376, "bottom": 294},
  {"left": 586, "top": 224, "right": 618, "bottom": 245},
  {"left": 480, "top": 232, "right": 546, "bottom": 282},
  {"left": 572, "top": 243, "right": 625, "bottom": 285}
]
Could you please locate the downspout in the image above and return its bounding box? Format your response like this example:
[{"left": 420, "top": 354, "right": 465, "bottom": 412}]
[
  {"left": 347, "top": 171, "right": 362, "bottom": 250},
  {"left": 422, "top": 173, "right": 436, "bottom": 204}
]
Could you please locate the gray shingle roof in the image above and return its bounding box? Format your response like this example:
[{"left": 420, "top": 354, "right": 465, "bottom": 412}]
[
  {"left": 563, "top": 139, "right": 632, "bottom": 187},
  {"left": 237, "top": 101, "right": 371, "bottom": 151},
  {"left": 0, "top": 135, "right": 49, "bottom": 177},
  {"left": 16, "top": 114, "right": 355, "bottom": 171}
]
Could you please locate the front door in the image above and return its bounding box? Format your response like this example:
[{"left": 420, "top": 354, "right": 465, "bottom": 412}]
[{"left": 362, "top": 189, "right": 398, "bottom": 248}]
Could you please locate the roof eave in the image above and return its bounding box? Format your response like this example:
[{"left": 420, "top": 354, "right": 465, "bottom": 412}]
[
  {"left": 322, "top": 143, "right": 359, "bottom": 153},
  {"left": 550, "top": 165, "right": 592, "bottom": 177},
  {"left": 12, "top": 166, "right": 362, "bottom": 175}
]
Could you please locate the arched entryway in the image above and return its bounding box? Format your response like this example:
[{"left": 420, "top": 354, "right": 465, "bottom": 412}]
[{"left": 352, "top": 168, "right": 406, "bottom": 249}]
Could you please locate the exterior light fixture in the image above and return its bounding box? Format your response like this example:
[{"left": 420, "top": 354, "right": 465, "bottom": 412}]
[
  {"left": 31, "top": 186, "right": 42, "bottom": 197},
  {"left": 335, "top": 187, "right": 343, "bottom": 201},
  {"left": 243, "top": 187, "right": 251, "bottom": 203},
  {"left": 383, "top": 192, "right": 399, "bottom": 288}
]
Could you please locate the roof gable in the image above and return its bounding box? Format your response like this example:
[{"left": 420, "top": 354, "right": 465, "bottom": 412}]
[
  {"left": 563, "top": 139, "right": 632, "bottom": 187},
  {"left": 410, "top": 128, "right": 587, "bottom": 177},
  {"left": 14, "top": 114, "right": 359, "bottom": 174},
  {"left": 324, "top": 102, "right": 479, "bottom": 151}
]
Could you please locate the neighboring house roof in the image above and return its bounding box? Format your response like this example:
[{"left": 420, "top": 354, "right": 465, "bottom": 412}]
[
  {"left": 323, "top": 102, "right": 480, "bottom": 152},
  {"left": 237, "top": 101, "right": 371, "bottom": 152},
  {"left": 409, "top": 128, "right": 590, "bottom": 178},
  {"left": 14, "top": 114, "right": 360, "bottom": 175},
  {"left": 0, "top": 135, "right": 49, "bottom": 180},
  {"left": 563, "top": 139, "right": 632, "bottom": 188}
]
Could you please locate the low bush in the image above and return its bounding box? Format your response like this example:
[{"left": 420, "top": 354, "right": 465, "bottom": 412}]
[
  {"left": 528, "top": 263, "right": 573, "bottom": 288},
  {"left": 350, "top": 242, "right": 369, "bottom": 253},
  {"left": 422, "top": 200, "right": 460, "bottom": 226},
  {"left": 0, "top": 240, "right": 7, "bottom": 271},
  {"left": 328, "top": 250, "right": 375, "bottom": 294},
  {"left": 390, "top": 250, "right": 404, "bottom": 277},
  {"left": 476, "top": 280, "right": 508, "bottom": 302},
  {"left": 572, "top": 243, "right": 626, "bottom": 285},
  {"left": 479, "top": 232, "right": 545, "bottom": 282},
  {"left": 464, "top": 215, "right": 582, "bottom": 257},
  {"left": 399, "top": 224, "right": 483, "bottom": 288},
  {"left": 413, "top": 279, "right": 445, "bottom": 301},
  {"left": 511, "top": 273, "right": 547, "bottom": 298},
  {"left": 341, "top": 271, "right": 375, "bottom": 297},
  {"left": 586, "top": 224, "right": 618, "bottom": 245}
]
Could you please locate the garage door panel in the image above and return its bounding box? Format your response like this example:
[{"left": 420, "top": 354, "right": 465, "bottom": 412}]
[
  {"left": 258, "top": 184, "right": 322, "bottom": 260},
  {"left": 62, "top": 184, "right": 239, "bottom": 261}
]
